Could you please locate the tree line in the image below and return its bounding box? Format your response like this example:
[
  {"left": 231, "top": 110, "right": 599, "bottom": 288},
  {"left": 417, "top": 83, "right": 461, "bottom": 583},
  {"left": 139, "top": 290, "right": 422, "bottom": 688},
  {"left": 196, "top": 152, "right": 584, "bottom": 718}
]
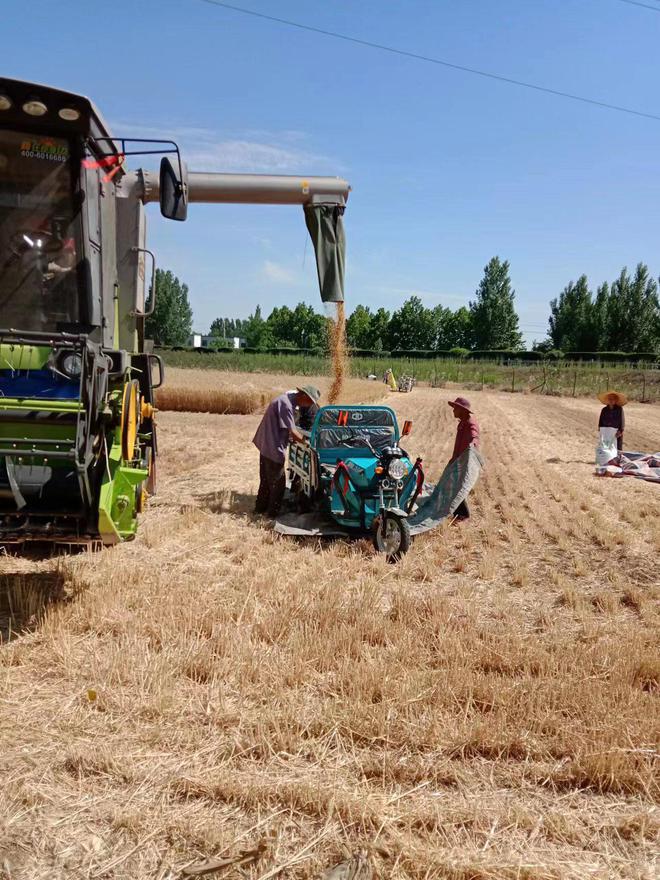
[
  {"left": 546, "top": 263, "right": 660, "bottom": 354},
  {"left": 147, "top": 259, "right": 660, "bottom": 355},
  {"left": 215, "top": 257, "right": 524, "bottom": 352}
]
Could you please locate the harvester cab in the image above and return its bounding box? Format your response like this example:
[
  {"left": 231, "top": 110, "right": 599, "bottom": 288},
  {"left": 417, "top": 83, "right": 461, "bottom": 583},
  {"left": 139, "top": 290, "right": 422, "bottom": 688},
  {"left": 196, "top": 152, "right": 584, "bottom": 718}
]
[{"left": 0, "top": 77, "right": 350, "bottom": 545}]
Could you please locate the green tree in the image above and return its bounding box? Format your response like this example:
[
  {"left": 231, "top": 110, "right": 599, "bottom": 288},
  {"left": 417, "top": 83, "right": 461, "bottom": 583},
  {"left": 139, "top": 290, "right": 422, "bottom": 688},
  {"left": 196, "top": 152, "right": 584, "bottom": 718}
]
[
  {"left": 469, "top": 257, "right": 523, "bottom": 350},
  {"left": 448, "top": 306, "right": 473, "bottom": 349},
  {"left": 244, "top": 305, "right": 274, "bottom": 349},
  {"left": 588, "top": 282, "right": 609, "bottom": 351},
  {"left": 606, "top": 264, "right": 660, "bottom": 353},
  {"left": 266, "top": 306, "right": 295, "bottom": 346},
  {"left": 290, "top": 302, "right": 326, "bottom": 348},
  {"left": 430, "top": 304, "right": 453, "bottom": 350},
  {"left": 548, "top": 275, "right": 593, "bottom": 351},
  {"left": 371, "top": 308, "right": 391, "bottom": 350},
  {"left": 209, "top": 317, "right": 247, "bottom": 339},
  {"left": 432, "top": 304, "right": 473, "bottom": 350},
  {"left": 145, "top": 269, "right": 193, "bottom": 346},
  {"left": 209, "top": 317, "right": 226, "bottom": 339},
  {"left": 388, "top": 296, "right": 436, "bottom": 350},
  {"left": 346, "top": 305, "right": 374, "bottom": 349}
]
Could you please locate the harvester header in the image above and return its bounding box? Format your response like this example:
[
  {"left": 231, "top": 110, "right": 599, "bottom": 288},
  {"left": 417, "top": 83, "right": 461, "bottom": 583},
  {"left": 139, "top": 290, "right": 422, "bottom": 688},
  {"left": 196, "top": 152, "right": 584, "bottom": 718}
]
[{"left": 0, "top": 76, "right": 350, "bottom": 545}]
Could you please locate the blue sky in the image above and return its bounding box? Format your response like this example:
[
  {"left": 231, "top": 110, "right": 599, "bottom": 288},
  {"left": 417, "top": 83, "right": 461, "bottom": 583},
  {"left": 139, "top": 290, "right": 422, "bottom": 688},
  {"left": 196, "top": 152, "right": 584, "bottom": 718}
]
[{"left": 4, "top": 0, "right": 660, "bottom": 343}]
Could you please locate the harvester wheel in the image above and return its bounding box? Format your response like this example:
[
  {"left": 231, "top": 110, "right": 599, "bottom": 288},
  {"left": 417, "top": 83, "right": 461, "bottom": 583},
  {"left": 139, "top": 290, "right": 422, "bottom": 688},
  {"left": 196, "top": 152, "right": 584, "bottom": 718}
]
[
  {"left": 373, "top": 512, "right": 411, "bottom": 562},
  {"left": 144, "top": 446, "right": 157, "bottom": 496},
  {"left": 120, "top": 380, "right": 141, "bottom": 462},
  {"left": 145, "top": 445, "right": 157, "bottom": 495},
  {"left": 136, "top": 481, "right": 146, "bottom": 514}
]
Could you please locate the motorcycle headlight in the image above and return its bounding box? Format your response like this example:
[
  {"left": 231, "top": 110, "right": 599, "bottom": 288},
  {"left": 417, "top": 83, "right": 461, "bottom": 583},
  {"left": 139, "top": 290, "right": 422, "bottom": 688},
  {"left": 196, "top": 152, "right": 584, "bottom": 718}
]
[
  {"left": 387, "top": 458, "right": 408, "bottom": 480},
  {"left": 59, "top": 352, "right": 82, "bottom": 379}
]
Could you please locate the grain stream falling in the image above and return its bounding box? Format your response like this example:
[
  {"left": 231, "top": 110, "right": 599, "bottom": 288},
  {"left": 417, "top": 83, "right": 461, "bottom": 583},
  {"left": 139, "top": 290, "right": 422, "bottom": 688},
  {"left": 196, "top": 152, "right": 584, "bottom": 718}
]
[{"left": 327, "top": 300, "right": 346, "bottom": 404}]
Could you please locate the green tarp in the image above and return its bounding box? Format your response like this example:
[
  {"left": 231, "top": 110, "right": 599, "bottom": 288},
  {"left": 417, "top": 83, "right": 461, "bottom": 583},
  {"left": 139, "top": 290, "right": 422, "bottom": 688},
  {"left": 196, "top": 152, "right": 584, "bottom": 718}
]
[
  {"left": 303, "top": 204, "right": 346, "bottom": 303},
  {"left": 408, "top": 446, "right": 484, "bottom": 535}
]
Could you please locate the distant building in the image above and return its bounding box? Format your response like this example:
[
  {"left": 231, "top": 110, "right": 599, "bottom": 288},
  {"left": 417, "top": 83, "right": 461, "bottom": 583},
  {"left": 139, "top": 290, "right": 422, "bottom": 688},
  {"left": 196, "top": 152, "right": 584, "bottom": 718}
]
[{"left": 187, "top": 334, "right": 246, "bottom": 350}]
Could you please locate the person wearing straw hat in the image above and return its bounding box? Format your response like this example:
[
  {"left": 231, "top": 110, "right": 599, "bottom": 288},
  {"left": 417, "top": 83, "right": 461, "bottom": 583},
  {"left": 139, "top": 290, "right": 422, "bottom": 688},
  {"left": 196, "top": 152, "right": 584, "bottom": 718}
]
[
  {"left": 253, "top": 385, "right": 321, "bottom": 518},
  {"left": 447, "top": 396, "right": 480, "bottom": 521},
  {"left": 598, "top": 391, "right": 627, "bottom": 453}
]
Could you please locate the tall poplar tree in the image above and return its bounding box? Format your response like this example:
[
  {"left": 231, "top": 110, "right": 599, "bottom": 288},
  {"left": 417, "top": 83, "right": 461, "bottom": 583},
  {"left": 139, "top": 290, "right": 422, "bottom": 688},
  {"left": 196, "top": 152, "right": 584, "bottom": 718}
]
[
  {"left": 548, "top": 275, "right": 593, "bottom": 351},
  {"left": 145, "top": 269, "right": 193, "bottom": 346},
  {"left": 469, "top": 257, "right": 523, "bottom": 349}
]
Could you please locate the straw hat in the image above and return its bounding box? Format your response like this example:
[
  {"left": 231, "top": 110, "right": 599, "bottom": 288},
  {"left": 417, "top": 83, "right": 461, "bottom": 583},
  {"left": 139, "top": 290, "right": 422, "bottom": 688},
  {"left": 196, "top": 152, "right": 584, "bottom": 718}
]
[{"left": 598, "top": 390, "right": 627, "bottom": 406}]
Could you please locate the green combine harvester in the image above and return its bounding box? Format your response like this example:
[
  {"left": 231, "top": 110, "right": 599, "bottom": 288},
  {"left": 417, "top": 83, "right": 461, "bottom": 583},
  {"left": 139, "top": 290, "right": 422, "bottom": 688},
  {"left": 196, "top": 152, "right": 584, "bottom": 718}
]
[{"left": 0, "top": 77, "right": 349, "bottom": 546}]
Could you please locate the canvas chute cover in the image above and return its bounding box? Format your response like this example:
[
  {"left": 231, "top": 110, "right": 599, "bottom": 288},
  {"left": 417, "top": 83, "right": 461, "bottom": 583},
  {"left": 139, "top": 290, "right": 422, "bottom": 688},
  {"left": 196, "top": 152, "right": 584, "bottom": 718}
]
[{"left": 303, "top": 204, "right": 346, "bottom": 303}]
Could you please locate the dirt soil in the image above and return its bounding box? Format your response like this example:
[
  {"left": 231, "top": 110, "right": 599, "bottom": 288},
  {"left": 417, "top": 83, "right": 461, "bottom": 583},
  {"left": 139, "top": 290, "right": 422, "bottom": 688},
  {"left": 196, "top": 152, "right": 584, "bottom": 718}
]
[{"left": 0, "top": 387, "right": 658, "bottom": 879}]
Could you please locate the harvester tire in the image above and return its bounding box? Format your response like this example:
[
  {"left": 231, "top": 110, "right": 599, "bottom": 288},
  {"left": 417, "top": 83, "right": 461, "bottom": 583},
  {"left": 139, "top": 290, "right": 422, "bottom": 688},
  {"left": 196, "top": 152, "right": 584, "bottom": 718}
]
[
  {"left": 145, "top": 446, "right": 157, "bottom": 495},
  {"left": 136, "top": 481, "right": 146, "bottom": 514},
  {"left": 120, "top": 380, "right": 141, "bottom": 462}
]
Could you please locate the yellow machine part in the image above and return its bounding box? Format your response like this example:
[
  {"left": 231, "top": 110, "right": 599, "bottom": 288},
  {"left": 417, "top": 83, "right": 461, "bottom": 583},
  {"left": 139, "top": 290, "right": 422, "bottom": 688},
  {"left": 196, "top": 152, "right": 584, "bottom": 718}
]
[
  {"left": 120, "top": 380, "right": 140, "bottom": 462},
  {"left": 136, "top": 447, "right": 154, "bottom": 513}
]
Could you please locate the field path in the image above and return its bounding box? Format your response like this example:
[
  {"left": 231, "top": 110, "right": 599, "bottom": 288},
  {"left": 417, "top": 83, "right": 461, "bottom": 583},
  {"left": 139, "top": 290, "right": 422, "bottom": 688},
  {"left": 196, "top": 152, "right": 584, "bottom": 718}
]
[{"left": 0, "top": 387, "right": 658, "bottom": 879}]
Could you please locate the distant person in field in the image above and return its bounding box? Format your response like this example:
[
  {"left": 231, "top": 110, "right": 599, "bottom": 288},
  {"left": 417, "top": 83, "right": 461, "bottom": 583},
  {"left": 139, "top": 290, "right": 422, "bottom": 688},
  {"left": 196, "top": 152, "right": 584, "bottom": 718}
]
[
  {"left": 447, "top": 396, "right": 480, "bottom": 521},
  {"left": 598, "top": 391, "right": 626, "bottom": 453},
  {"left": 253, "top": 385, "right": 321, "bottom": 518}
]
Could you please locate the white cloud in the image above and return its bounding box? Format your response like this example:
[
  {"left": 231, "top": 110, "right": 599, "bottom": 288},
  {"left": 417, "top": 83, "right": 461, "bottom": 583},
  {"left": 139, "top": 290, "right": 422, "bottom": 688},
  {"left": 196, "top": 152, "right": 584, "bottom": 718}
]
[
  {"left": 261, "top": 260, "right": 295, "bottom": 284},
  {"left": 110, "top": 120, "right": 340, "bottom": 174}
]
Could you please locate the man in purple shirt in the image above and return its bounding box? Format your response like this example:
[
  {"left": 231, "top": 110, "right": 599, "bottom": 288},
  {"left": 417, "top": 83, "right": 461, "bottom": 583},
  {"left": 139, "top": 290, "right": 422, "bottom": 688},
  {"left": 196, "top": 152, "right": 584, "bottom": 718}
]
[{"left": 253, "top": 385, "right": 321, "bottom": 517}]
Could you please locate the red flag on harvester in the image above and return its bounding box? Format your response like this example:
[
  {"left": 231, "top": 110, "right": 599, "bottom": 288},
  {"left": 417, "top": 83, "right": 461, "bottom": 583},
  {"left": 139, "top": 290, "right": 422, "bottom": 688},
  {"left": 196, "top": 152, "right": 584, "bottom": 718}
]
[{"left": 83, "top": 153, "right": 125, "bottom": 183}]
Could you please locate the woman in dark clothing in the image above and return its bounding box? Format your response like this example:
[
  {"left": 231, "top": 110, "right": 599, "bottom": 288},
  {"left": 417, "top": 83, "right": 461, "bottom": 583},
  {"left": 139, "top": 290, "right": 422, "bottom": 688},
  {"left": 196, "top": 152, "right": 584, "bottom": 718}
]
[{"left": 598, "top": 391, "right": 627, "bottom": 452}]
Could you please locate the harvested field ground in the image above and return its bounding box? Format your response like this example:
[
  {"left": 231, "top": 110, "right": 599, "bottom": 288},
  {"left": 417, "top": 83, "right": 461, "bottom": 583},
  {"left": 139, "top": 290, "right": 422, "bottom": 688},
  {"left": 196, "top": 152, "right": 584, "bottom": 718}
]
[{"left": 1, "top": 384, "right": 659, "bottom": 879}]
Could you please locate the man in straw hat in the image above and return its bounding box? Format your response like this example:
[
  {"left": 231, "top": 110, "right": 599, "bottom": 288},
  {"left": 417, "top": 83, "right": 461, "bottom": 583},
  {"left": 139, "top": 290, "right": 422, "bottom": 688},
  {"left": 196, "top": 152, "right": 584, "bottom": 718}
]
[
  {"left": 598, "top": 390, "right": 627, "bottom": 454},
  {"left": 447, "top": 396, "right": 481, "bottom": 521},
  {"left": 253, "top": 385, "right": 321, "bottom": 518}
]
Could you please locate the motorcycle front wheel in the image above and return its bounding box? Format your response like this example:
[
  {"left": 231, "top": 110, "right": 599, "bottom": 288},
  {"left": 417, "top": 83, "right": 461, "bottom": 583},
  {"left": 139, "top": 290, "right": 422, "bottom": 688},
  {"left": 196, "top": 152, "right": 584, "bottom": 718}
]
[{"left": 373, "top": 512, "right": 411, "bottom": 562}]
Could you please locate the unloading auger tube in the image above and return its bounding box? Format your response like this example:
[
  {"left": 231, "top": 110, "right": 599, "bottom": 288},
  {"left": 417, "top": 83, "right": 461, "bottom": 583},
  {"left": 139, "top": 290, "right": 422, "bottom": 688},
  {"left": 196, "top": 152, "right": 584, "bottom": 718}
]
[
  {"left": 139, "top": 168, "right": 350, "bottom": 305},
  {"left": 0, "top": 76, "right": 350, "bottom": 546}
]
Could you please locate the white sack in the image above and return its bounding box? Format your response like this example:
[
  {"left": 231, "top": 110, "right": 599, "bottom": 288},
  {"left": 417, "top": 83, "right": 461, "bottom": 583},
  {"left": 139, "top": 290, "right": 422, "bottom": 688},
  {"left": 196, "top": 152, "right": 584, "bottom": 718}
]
[{"left": 596, "top": 426, "right": 618, "bottom": 466}]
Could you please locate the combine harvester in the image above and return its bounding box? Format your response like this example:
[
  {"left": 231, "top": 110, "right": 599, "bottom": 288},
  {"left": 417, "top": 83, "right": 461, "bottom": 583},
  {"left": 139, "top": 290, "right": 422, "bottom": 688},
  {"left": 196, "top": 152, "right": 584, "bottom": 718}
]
[{"left": 0, "top": 77, "right": 349, "bottom": 546}]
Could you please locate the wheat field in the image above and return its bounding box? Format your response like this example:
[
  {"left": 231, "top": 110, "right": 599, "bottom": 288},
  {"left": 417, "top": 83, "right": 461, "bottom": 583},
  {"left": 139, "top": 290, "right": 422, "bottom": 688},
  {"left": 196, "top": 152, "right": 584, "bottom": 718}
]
[
  {"left": 155, "top": 369, "right": 385, "bottom": 414},
  {"left": 0, "top": 382, "right": 658, "bottom": 879}
]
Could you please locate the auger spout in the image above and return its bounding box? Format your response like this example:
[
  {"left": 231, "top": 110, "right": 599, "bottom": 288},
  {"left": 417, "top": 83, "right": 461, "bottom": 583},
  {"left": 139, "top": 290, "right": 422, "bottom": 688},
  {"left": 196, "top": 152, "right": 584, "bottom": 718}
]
[{"left": 141, "top": 169, "right": 350, "bottom": 303}]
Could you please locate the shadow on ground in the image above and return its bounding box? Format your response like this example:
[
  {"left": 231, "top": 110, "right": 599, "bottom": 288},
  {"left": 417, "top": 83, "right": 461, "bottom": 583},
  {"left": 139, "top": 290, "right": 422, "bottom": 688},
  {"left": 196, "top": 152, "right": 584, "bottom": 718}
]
[
  {"left": 0, "top": 567, "right": 67, "bottom": 643},
  {"left": 547, "top": 457, "right": 594, "bottom": 465},
  {"left": 195, "top": 489, "right": 258, "bottom": 518}
]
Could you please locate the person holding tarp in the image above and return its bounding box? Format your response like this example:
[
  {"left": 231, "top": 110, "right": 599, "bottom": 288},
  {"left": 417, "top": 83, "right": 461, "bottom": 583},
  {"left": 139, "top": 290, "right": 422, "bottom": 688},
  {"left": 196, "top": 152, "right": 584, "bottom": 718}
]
[
  {"left": 253, "top": 385, "right": 321, "bottom": 518},
  {"left": 405, "top": 397, "right": 483, "bottom": 535},
  {"left": 448, "top": 396, "right": 481, "bottom": 521},
  {"left": 598, "top": 391, "right": 626, "bottom": 453}
]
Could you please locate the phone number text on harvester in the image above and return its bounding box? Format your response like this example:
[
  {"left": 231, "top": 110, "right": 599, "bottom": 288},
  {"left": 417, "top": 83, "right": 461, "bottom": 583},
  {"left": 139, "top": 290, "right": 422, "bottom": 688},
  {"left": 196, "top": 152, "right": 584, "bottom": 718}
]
[
  {"left": 21, "top": 150, "right": 68, "bottom": 161},
  {"left": 20, "top": 140, "right": 69, "bottom": 162}
]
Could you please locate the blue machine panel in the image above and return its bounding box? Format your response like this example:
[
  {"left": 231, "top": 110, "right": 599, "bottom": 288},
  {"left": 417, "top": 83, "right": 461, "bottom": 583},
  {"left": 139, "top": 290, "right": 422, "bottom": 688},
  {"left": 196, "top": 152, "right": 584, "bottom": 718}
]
[{"left": 0, "top": 369, "right": 79, "bottom": 400}]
